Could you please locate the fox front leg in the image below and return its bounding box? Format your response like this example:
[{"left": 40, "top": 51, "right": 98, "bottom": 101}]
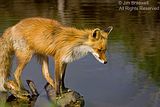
[
  {"left": 54, "top": 59, "right": 68, "bottom": 96},
  {"left": 61, "top": 63, "right": 68, "bottom": 93},
  {"left": 54, "top": 60, "right": 61, "bottom": 96}
]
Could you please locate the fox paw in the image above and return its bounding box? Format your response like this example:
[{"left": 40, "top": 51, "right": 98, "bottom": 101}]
[{"left": 4, "top": 80, "right": 30, "bottom": 100}]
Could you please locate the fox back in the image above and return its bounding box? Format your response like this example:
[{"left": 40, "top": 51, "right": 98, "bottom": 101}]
[
  {"left": 0, "top": 17, "right": 113, "bottom": 95},
  {"left": 7, "top": 17, "right": 112, "bottom": 63}
]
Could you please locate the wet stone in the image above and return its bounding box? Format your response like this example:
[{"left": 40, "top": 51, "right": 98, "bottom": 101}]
[
  {"left": 45, "top": 83, "right": 85, "bottom": 107},
  {"left": 3, "top": 80, "right": 84, "bottom": 107}
]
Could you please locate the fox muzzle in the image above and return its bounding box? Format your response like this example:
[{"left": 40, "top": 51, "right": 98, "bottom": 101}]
[{"left": 104, "top": 61, "right": 107, "bottom": 64}]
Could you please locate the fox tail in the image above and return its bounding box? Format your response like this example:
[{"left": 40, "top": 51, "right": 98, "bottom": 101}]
[{"left": 0, "top": 30, "right": 13, "bottom": 91}]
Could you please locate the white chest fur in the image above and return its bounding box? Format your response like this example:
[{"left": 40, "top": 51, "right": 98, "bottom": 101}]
[{"left": 62, "top": 45, "right": 93, "bottom": 63}]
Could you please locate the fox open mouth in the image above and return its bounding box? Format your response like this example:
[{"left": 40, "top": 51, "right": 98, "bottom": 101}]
[{"left": 91, "top": 52, "right": 105, "bottom": 64}]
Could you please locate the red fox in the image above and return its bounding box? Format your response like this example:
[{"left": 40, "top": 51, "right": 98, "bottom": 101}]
[{"left": 0, "top": 17, "right": 113, "bottom": 96}]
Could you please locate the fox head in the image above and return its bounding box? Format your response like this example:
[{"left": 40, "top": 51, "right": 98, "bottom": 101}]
[{"left": 86, "top": 26, "right": 113, "bottom": 64}]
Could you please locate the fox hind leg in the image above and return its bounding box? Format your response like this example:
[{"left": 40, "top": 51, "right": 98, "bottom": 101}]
[{"left": 13, "top": 50, "right": 32, "bottom": 90}]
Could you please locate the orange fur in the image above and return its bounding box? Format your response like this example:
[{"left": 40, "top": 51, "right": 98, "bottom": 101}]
[{"left": 0, "top": 17, "right": 113, "bottom": 95}]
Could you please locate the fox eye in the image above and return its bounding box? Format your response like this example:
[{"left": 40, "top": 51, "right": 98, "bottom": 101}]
[
  {"left": 97, "top": 49, "right": 106, "bottom": 52},
  {"left": 98, "top": 49, "right": 102, "bottom": 52}
]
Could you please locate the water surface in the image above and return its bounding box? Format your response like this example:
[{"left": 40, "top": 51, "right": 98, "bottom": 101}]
[{"left": 0, "top": 0, "right": 160, "bottom": 107}]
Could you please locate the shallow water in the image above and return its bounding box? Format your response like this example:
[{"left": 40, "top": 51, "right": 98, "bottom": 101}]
[{"left": 0, "top": 0, "right": 160, "bottom": 107}]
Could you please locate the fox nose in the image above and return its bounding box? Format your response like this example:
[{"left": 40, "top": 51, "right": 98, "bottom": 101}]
[{"left": 104, "top": 61, "right": 107, "bottom": 64}]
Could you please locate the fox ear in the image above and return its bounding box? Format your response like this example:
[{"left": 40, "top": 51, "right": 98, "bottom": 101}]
[
  {"left": 92, "top": 28, "right": 101, "bottom": 40},
  {"left": 104, "top": 26, "right": 113, "bottom": 35}
]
